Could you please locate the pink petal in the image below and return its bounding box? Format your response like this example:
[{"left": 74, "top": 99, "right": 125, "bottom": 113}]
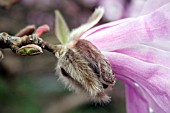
[
  {"left": 140, "top": 0, "right": 170, "bottom": 15},
  {"left": 81, "top": 18, "right": 134, "bottom": 40},
  {"left": 114, "top": 44, "right": 170, "bottom": 68},
  {"left": 103, "top": 52, "right": 170, "bottom": 113},
  {"left": 142, "top": 87, "right": 167, "bottom": 113},
  {"left": 126, "top": 84, "right": 149, "bottom": 113},
  {"left": 119, "top": 74, "right": 166, "bottom": 113},
  {"left": 80, "top": 2, "right": 170, "bottom": 112},
  {"left": 118, "top": 75, "right": 165, "bottom": 113},
  {"left": 83, "top": 3, "right": 170, "bottom": 52}
]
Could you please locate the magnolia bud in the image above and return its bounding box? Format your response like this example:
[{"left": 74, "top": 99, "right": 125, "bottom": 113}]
[
  {"left": 15, "top": 25, "right": 35, "bottom": 37},
  {"left": 16, "top": 44, "right": 43, "bottom": 56},
  {"left": 56, "top": 39, "right": 115, "bottom": 103},
  {"left": 55, "top": 7, "right": 115, "bottom": 103}
]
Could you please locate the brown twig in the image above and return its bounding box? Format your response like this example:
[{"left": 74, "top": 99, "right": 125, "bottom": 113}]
[{"left": 0, "top": 32, "right": 59, "bottom": 56}]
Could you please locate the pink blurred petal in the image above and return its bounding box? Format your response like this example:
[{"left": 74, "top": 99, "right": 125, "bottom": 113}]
[
  {"left": 99, "top": 0, "right": 125, "bottom": 21},
  {"left": 83, "top": 3, "right": 170, "bottom": 52},
  {"left": 103, "top": 52, "right": 170, "bottom": 112},
  {"left": 140, "top": 0, "right": 170, "bottom": 15},
  {"left": 81, "top": 0, "right": 98, "bottom": 7},
  {"left": 126, "top": 0, "right": 146, "bottom": 17},
  {"left": 114, "top": 44, "right": 170, "bottom": 68}
]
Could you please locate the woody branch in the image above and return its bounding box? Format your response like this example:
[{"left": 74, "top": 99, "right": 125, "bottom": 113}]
[{"left": 0, "top": 25, "right": 59, "bottom": 57}]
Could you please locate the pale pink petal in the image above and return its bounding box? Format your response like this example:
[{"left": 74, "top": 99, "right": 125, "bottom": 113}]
[
  {"left": 143, "top": 40, "right": 170, "bottom": 52},
  {"left": 114, "top": 44, "right": 170, "bottom": 68},
  {"left": 81, "top": 18, "right": 134, "bottom": 39},
  {"left": 140, "top": 0, "right": 170, "bottom": 15},
  {"left": 83, "top": 3, "right": 170, "bottom": 52},
  {"left": 103, "top": 52, "right": 170, "bottom": 113}
]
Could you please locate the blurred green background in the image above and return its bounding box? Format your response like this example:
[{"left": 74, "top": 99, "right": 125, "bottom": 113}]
[{"left": 0, "top": 0, "right": 126, "bottom": 113}]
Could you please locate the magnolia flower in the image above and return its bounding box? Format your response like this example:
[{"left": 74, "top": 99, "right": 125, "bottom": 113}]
[
  {"left": 51, "top": 0, "right": 170, "bottom": 112},
  {"left": 80, "top": 1, "right": 170, "bottom": 113}
]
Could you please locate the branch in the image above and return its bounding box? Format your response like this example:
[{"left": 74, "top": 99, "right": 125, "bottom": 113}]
[{"left": 0, "top": 25, "right": 60, "bottom": 56}]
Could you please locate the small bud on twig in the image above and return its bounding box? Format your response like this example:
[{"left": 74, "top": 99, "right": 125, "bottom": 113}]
[
  {"left": 16, "top": 44, "right": 43, "bottom": 56},
  {"left": 15, "top": 25, "right": 36, "bottom": 37},
  {"left": 35, "top": 24, "right": 50, "bottom": 36}
]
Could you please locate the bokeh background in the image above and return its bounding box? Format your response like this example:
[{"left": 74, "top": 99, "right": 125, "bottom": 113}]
[{"left": 0, "top": 0, "right": 146, "bottom": 113}]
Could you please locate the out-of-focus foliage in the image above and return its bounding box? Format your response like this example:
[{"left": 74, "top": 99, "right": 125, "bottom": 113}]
[{"left": 0, "top": 0, "right": 126, "bottom": 113}]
